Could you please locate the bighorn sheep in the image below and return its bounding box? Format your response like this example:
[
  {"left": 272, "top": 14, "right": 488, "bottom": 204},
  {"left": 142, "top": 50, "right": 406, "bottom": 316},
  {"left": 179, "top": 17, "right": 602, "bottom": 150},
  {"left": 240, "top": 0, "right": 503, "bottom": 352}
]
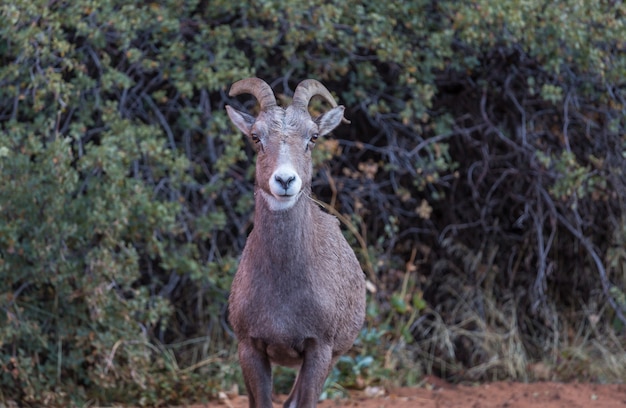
[{"left": 226, "top": 78, "right": 366, "bottom": 408}]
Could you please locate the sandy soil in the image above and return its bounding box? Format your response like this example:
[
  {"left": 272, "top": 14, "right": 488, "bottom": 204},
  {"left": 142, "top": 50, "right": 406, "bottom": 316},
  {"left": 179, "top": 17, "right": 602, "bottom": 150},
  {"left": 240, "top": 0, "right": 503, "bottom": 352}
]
[{"left": 207, "top": 376, "right": 626, "bottom": 408}]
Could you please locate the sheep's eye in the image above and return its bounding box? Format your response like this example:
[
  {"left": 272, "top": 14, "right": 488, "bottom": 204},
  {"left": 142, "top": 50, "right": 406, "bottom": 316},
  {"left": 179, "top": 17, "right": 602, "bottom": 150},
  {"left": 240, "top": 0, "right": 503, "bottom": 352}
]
[{"left": 310, "top": 133, "right": 319, "bottom": 143}]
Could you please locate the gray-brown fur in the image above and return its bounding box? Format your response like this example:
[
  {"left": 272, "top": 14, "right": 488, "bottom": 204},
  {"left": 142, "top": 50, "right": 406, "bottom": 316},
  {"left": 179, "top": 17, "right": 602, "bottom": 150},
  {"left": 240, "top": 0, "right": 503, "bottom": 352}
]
[{"left": 226, "top": 78, "right": 366, "bottom": 408}]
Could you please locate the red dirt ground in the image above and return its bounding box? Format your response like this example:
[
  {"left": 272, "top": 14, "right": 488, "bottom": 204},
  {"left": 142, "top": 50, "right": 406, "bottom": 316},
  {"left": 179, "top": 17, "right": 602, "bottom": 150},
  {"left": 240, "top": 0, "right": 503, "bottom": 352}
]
[{"left": 207, "top": 376, "right": 626, "bottom": 408}]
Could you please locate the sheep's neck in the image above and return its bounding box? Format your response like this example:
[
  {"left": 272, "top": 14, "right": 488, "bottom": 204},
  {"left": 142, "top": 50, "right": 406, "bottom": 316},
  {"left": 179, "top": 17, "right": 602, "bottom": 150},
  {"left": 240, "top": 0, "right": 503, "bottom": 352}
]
[{"left": 252, "top": 189, "right": 315, "bottom": 266}]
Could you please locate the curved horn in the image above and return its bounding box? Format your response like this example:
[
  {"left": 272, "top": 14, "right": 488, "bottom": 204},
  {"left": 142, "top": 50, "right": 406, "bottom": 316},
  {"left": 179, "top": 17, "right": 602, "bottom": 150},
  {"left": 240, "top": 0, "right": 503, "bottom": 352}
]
[
  {"left": 292, "top": 79, "right": 350, "bottom": 123},
  {"left": 292, "top": 79, "right": 338, "bottom": 109},
  {"left": 229, "top": 77, "right": 277, "bottom": 111}
]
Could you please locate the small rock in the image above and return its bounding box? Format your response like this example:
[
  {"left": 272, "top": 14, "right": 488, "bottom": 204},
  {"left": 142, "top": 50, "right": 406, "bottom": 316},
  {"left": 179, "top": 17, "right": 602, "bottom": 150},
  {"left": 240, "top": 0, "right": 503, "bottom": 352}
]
[
  {"left": 225, "top": 383, "right": 239, "bottom": 400},
  {"left": 217, "top": 391, "right": 233, "bottom": 408},
  {"left": 364, "top": 386, "right": 386, "bottom": 398}
]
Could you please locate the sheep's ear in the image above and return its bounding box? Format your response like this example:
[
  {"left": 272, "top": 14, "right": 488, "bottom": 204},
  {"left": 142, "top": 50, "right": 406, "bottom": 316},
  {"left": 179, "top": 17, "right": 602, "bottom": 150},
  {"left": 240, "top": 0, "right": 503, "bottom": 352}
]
[
  {"left": 315, "top": 106, "right": 346, "bottom": 136},
  {"left": 226, "top": 105, "right": 256, "bottom": 136}
]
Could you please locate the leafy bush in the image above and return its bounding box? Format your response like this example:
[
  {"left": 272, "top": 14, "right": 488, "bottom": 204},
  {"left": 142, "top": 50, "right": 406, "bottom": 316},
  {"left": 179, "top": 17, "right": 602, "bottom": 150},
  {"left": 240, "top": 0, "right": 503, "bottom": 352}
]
[
  {"left": 0, "top": 0, "right": 625, "bottom": 405},
  {"left": 0, "top": 0, "right": 229, "bottom": 404}
]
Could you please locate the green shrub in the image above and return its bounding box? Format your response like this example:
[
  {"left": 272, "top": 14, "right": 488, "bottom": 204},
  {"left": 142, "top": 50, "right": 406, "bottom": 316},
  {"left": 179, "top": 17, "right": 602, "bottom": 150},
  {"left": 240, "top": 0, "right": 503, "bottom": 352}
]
[{"left": 0, "top": 0, "right": 225, "bottom": 404}]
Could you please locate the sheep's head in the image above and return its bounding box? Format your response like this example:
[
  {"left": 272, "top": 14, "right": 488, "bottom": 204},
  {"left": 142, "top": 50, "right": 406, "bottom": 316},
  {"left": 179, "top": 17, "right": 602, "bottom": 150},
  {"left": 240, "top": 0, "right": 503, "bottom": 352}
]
[{"left": 226, "top": 78, "right": 347, "bottom": 211}]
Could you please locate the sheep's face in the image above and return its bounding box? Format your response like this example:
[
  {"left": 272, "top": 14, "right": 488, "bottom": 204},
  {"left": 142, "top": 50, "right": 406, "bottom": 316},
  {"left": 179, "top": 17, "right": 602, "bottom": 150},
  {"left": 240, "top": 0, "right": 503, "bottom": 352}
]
[{"left": 226, "top": 104, "right": 345, "bottom": 211}]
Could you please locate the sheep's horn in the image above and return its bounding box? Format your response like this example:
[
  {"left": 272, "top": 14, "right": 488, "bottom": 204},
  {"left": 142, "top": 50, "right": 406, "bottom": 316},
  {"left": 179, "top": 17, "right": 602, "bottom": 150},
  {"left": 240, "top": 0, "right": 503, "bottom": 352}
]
[
  {"left": 292, "top": 79, "right": 350, "bottom": 123},
  {"left": 229, "top": 78, "right": 277, "bottom": 111}
]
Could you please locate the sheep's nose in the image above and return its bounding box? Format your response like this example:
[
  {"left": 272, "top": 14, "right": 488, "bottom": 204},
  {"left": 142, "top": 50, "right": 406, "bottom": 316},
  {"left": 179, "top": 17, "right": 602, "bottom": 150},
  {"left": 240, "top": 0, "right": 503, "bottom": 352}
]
[
  {"left": 269, "top": 165, "right": 302, "bottom": 199},
  {"left": 275, "top": 174, "right": 296, "bottom": 190}
]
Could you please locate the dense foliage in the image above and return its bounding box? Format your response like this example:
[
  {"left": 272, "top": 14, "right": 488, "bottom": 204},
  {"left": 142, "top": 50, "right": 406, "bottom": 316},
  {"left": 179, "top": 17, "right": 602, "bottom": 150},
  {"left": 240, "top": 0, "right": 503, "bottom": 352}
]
[{"left": 0, "top": 0, "right": 624, "bottom": 405}]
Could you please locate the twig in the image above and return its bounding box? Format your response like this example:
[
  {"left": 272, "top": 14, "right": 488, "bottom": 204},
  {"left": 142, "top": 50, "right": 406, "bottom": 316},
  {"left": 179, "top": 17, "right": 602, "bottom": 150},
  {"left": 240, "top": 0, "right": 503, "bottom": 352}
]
[
  {"left": 142, "top": 93, "right": 176, "bottom": 150},
  {"left": 535, "top": 187, "right": 626, "bottom": 326},
  {"left": 309, "top": 195, "right": 377, "bottom": 284}
]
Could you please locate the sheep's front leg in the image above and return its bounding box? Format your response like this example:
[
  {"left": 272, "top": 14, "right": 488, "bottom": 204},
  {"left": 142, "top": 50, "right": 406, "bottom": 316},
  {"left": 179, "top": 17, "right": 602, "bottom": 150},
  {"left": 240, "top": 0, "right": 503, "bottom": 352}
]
[
  {"left": 238, "top": 340, "right": 273, "bottom": 408},
  {"left": 283, "top": 340, "right": 334, "bottom": 408}
]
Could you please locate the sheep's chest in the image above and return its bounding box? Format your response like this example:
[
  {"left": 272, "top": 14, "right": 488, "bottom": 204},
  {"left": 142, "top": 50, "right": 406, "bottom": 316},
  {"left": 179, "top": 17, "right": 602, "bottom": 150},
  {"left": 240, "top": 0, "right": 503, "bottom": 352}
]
[
  {"left": 231, "top": 265, "right": 335, "bottom": 343},
  {"left": 228, "top": 202, "right": 347, "bottom": 362},
  {"left": 245, "top": 290, "right": 328, "bottom": 367}
]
